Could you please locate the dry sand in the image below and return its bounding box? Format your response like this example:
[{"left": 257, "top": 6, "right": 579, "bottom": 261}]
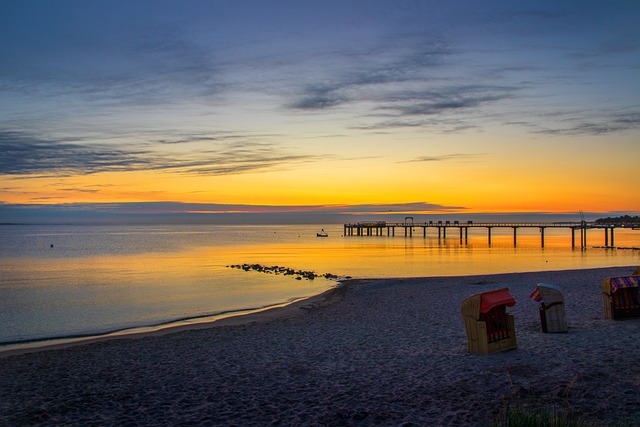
[{"left": 1, "top": 266, "right": 639, "bottom": 426}]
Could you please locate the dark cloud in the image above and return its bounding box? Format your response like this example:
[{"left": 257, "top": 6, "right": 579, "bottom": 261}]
[
  {"left": 399, "top": 154, "right": 485, "bottom": 163},
  {"left": 380, "top": 94, "right": 509, "bottom": 117},
  {"left": 348, "top": 117, "right": 481, "bottom": 133},
  {"left": 287, "top": 33, "right": 452, "bottom": 114},
  {"left": 530, "top": 110, "right": 640, "bottom": 136},
  {"left": 1, "top": 201, "right": 464, "bottom": 217},
  {"left": 368, "top": 85, "right": 517, "bottom": 130},
  {"left": 327, "top": 202, "right": 464, "bottom": 213},
  {"left": 80, "top": 201, "right": 462, "bottom": 214},
  {"left": 59, "top": 188, "right": 101, "bottom": 193},
  {"left": 0, "top": 130, "right": 321, "bottom": 176},
  {"left": 0, "top": 130, "right": 154, "bottom": 176},
  {"left": 157, "top": 134, "right": 235, "bottom": 144},
  {"left": 0, "top": 201, "right": 468, "bottom": 225},
  {"left": 283, "top": 30, "right": 522, "bottom": 133},
  {"left": 289, "top": 85, "right": 348, "bottom": 110}
]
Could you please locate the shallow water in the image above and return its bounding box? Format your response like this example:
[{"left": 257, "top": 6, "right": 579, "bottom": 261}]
[{"left": 1, "top": 223, "right": 638, "bottom": 345}]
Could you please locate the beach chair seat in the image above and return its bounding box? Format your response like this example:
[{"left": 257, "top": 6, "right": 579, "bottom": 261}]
[
  {"left": 461, "top": 288, "right": 517, "bottom": 354},
  {"left": 531, "top": 283, "right": 568, "bottom": 333},
  {"left": 602, "top": 276, "right": 640, "bottom": 320}
]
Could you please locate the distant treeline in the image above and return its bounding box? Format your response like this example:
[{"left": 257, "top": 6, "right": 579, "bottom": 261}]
[{"left": 595, "top": 215, "right": 640, "bottom": 225}]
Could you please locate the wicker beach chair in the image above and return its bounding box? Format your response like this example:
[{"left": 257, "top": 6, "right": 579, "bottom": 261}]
[
  {"left": 633, "top": 266, "right": 640, "bottom": 276},
  {"left": 461, "top": 288, "right": 517, "bottom": 354},
  {"left": 530, "top": 283, "right": 568, "bottom": 333},
  {"left": 602, "top": 276, "right": 640, "bottom": 320}
]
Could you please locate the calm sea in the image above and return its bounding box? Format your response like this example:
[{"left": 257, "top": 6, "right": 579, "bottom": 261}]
[{"left": 1, "top": 223, "right": 639, "bottom": 348}]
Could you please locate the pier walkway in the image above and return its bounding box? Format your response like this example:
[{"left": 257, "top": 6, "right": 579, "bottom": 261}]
[{"left": 343, "top": 220, "right": 619, "bottom": 248}]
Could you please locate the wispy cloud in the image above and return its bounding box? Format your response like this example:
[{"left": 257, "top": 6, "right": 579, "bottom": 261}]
[
  {"left": 289, "top": 84, "right": 348, "bottom": 110},
  {"left": 0, "top": 130, "right": 322, "bottom": 176},
  {"left": 530, "top": 110, "right": 640, "bottom": 136},
  {"left": 377, "top": 86, "right": 514, "bottom": 116},
  {"left": 568, "top": 33, "right": 640, "bottom": 59},
  {"left": 326, "top": 202, "right": 464, "bottom": 214},
  {"left": 399, "top": 154, "right": 486, "bottom": 163},
  {"left": 286, "top": 33, "right": 452, "bottom": 113},
  {"left": 281, "top": 31, "right": 527, "bottom": 133},
  {"left": 0, "top": 22, "right": 228, "bottom": 125},
  {"left": 3, "top": 6, "right": 637, "bottom": 140},
  {"left": 58, "top": 188, "right": 101, "bottom": 193},
  {"left": 0, "top": 131, "right": 153, "bottom": 176}
]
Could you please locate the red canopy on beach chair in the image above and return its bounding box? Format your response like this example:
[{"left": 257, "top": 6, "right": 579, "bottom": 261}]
[{"left": 480, "top": 288, "right": 516, "bottom": 313}]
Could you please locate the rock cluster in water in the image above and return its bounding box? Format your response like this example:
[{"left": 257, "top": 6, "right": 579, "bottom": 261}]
[{"left": 227, "top": 264, "right": 345, "bottom": 281}]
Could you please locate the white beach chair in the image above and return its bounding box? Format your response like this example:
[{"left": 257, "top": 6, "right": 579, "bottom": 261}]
[{"left": 531, "top": 283, "right": 568, "bottom": 333}]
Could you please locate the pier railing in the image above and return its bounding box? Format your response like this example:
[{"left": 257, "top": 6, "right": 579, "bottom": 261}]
[{"left": 343, "top": 221, "right": 620, "bottom": 249}]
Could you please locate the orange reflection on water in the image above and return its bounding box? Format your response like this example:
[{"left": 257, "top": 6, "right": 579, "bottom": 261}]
[{"left": 205, "top": 227, "right": 640, "bottom": 279}]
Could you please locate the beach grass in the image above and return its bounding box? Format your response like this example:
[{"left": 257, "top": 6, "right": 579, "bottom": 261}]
[
  {"left": 493, "top": 402, "right": 640, "bottom": 427},
  {"left": 492, "top": 372, "right": 640, "bottom": 427},
  {"left": 493, "top": 400, "right": 592, "bottom": 427},
  {"left": 492, "top": 374, "right": 594, "bottom": 427}
]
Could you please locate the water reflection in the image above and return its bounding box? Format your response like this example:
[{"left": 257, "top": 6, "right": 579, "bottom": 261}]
[{"left": 1, "top": 224, "right": 638, "bottom": 344}]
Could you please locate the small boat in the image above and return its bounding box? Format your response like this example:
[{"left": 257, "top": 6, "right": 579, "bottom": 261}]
[{"left": 316, "top": 229, "right": 328, "bottom": 237}]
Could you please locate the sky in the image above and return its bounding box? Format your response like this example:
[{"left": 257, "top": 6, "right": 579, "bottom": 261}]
[{"left": 1, "top": 1, "right": 639, "bottom": 223}]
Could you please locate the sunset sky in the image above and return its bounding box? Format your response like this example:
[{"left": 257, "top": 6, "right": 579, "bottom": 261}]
[{"left": 1, "top": 1, "right": 639, "bottom": 223}]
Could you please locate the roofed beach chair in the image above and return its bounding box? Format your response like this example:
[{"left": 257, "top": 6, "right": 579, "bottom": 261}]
[
  {"left": 461, "top": 288, "right": 517, "bottom": 354},
  {"left": 633, "top": 266, "right": 640, "bottom": 276},
  {"left": 602, "top": 275, "right": 640, "bottom": 320},
  {"left": 530, "top": 283, "right": 568, "bottom": 333}
]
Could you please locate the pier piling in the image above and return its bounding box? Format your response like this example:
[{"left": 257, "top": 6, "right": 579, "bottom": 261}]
[{"left": 343, "top": 221, "right": 622, "bottom": 249}]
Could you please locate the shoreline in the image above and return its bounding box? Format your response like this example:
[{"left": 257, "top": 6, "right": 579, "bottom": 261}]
[
  {"left": 0, "top": 285, "right": 344, "bottom": 358},
  {"left": 1, "top": 266, "right": 639, "bottom": 425}
]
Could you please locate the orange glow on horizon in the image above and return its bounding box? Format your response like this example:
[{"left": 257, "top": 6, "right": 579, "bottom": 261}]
[{"left": 2, "top": 136, "right": 639, "bottom": 215}]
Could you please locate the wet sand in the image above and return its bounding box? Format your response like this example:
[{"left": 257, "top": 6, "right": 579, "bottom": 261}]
[{"left": 1, "top": 266, "right": 639, "bottom": 426}]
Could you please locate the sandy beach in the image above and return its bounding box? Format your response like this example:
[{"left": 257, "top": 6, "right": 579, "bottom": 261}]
[{"left": 1, "top": 266, "right": 639, "bottom": 426}]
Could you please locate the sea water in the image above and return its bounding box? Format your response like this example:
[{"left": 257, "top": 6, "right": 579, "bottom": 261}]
[{"left": 1, "top": 223, "right": 639, "bottom": 346}]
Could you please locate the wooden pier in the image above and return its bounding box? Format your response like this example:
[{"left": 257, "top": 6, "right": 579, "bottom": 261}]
[{"left": 343, "top": 220, "right": 618, "bottom": 249}]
